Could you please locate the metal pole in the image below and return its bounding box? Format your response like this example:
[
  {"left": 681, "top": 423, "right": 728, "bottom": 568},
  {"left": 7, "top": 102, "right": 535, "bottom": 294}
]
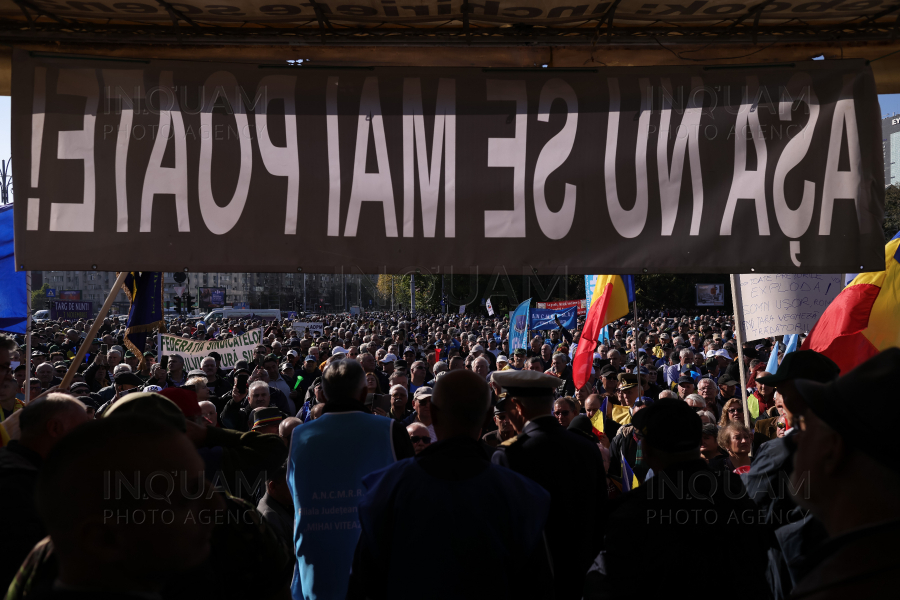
[
  {"left": 410, "top": 273, "right": 416, "bottom": 315},
  {"left": 633, "top": 292, "right": 642, "bottom": 400},
  {"left": 391, "top": 277, "right": 395, "bottom": 312},
  {"left": 729, "top": 274, "right": 752, "bottom": 429},
  {"left": 303, "top": 273, "right": 307, "bottom": 313},
  {"left": 24, "top": 270, "right": 32, "bottom": 404}
]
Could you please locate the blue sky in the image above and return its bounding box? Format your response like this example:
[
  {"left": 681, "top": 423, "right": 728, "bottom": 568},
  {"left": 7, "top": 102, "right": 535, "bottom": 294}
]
[{"left": 2, "top": 92, "right": 900, "bottom": 177}]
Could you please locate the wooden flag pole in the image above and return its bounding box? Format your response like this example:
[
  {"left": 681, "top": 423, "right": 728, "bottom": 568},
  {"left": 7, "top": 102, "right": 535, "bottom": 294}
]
[
  {"left": 729, "top": 274, "right": 752, "bottom": 430},
  {"left": 59, "top": 271, "right": 130, "bottom": 391},
  {"left": 24, "top": 271, "right": 32, "bottom": 404}
]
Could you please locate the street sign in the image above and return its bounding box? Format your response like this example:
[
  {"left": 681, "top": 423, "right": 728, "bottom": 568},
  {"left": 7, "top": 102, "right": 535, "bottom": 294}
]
[
  {"left": 46, "top": 288, "right": 56, "bottom": 298},
  {"left": 174, "top": 286, "right": 185, "bottom": 296}
]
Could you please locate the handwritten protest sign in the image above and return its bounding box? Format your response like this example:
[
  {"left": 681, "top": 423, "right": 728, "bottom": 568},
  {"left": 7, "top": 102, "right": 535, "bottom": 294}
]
[
  {"left": 293, "top": 322, "right": 324, "bottom": 338},
  {"left": 736, "top": 274, "right": 842, "bottom": 342},
  {"left": 158, "top": 328, "right": 262, "bottom": 371}
]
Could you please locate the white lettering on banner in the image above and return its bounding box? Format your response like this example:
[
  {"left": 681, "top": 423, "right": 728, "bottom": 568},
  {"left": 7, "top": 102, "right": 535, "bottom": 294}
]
[
  {"left": 141, "top": 72, "right": 190, "bottom": 233},
  {"left": 160, "top": 328, "right": 262, "bottom": 370},
  {"left": 533, "top": 78, "right": 578, "bottom": 240},
  {"left": 819, "top": 74, "right": 862, "bottom": 235},
  {"left": 773, "top": 73, "right": 819, "bottom": 239},
  {"left": 255, "top": 75, "right": 300, "bottom": 235},
  {"left": 51, "top": 69, "right": 98, "bottom": 232},
  {"left": 736, "top": 274, "right": 841, "bottom": 341},
  {"left": 657, "top": 77, "right": 704, "bottom": 236},
  {"left": 721, "top": 77, "right": 770, "bottom": 236},
  {"left": 345, "top": 77, "right": 398, "bottom": 237},
  {"left": 103, "top": 69, "right": 144, "bottom": 233},
  {"left": 605, "top": 77, "right": 650, "bottom": 239},
  {"left": 21, "top": 63, "right": 876, "bottom": 263},
  {"left": 199, "top": 71, "right": 253, "bottom": 235},
  {"left": 402, "top": 77, "right": 456, "bottom": 238},
  {"left": 326, "top": 76, "right": 341, "bottom": 237},
  {"left": 485, "top": 79, "right": 528, "bottom": 238}
]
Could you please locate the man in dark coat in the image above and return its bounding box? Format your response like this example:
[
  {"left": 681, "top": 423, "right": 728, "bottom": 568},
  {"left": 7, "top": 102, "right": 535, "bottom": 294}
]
[
  {"left": 491, "top": 369, "right": 607, "bottom": 600},
  {"left": 742, "top": 351, "right": 841, "bottom": 599},
  {"left": 0, "top": 394, "right": 89, "bottom": 592},
  {"left": 348, "top": 369, "right": 553, "bottom": 600},
  {"left": 586, "top": 399, "right": 768, "bottom": 600},
  {"left": 783, "top": 348, "right": 900, "bottom": 600}
]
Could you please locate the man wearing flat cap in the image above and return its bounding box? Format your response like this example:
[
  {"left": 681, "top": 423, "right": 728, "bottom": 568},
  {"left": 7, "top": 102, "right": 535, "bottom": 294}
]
[
  {"left": 782, "top": 349, "right": 900, "bottom": 599},
  {"left": 491, "top": 369, "right": 607, "bottom": 600}
]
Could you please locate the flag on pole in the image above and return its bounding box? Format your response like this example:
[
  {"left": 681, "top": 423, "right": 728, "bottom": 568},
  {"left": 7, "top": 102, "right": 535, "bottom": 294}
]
[
  {"left": 574, "top": 276, "right": 635, "bottom": 390},
  {"left": 765, "top": 334, "right": 798, "bottom": 374},
  {"left": 765, "top": 339, "right": 782, "bottom": 374},
  {"left": 621, "top": 454, "right": 640, "bottom": 493},
  {"left": 486, "top": 298, "right": 494, "bottom": 316},
  {"left": 120, "top": 272, "right": 166, "bottom": 370},
  {"left": 509, "top": 299, "right": 531, "bottom": 354},
  {"left": 784, "top": 332, "right": 799, "bottom": 355},
  {"left": 801, "top": 232, "right": 900, "bottom": 374},
  {"left": 0, "top": 205, "right": 26, "bottom": 335}
]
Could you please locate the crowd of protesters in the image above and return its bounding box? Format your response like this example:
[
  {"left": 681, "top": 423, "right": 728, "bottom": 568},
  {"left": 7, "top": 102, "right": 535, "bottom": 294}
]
[{"left": 0, "top": 307, "right": 896, "bottom": 600}]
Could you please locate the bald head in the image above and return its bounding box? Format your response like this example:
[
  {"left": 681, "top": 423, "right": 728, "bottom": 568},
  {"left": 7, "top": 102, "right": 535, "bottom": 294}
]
[{"left": 431, "top": 369, "right": 491, "bottom": 441}]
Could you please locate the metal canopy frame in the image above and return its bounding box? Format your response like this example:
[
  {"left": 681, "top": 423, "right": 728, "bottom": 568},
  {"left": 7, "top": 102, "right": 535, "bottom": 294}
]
[{"left": 2, "top": 8, "right": 900, "bottom": 47}]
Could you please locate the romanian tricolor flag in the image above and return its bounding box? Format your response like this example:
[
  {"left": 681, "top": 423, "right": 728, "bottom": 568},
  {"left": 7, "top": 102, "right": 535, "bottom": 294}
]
[
  {"left": 621, "top": 454, "right": 640, "bottom": 493},
  {"left": 573, "top": 275, "right": 635, "bottom": 390},
  {"left": 589, "top": 397, "right": 608, "bottom": 437},
  {"left": 801, "top": 232, "right": 900, "bottom": 374}
]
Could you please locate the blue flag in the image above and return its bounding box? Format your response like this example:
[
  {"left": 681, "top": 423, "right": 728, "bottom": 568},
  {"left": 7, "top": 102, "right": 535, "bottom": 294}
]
[
  {"left": 509, "top": 299, "right": 531, "bottom": 353},
  {"left": 530, "top": 307, "right": 577, "bottom": 331},
  {"left": 765, "top": 340, "right": 781, "bottom": 374},
  {"left": 784, "top": 333, "right": 799, "bottom": 355},
  {"left": 121, "top": 272, "right": 166, "bottom": 368},
  {"left": 0, "top": 205, "right": 26, "bottom": 334}
]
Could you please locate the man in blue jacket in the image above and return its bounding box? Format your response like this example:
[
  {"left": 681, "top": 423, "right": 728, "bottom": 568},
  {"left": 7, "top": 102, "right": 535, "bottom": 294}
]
[{"left": 287, "top": 359, "right": 413, "bottom": 600}]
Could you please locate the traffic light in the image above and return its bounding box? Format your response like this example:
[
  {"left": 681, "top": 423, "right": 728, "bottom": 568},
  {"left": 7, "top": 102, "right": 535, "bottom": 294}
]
[
  {"left": 173, "top": 296, "right": 182, "bottom": 313},
  {"left": 184, "top": 293, "right": 195, "bottom": 312}
]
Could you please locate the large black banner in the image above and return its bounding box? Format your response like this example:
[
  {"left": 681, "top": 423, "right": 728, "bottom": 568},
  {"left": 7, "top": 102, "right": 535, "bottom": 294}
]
[{"left": 12, "top": 51, "right": 885, "bottom": 274}]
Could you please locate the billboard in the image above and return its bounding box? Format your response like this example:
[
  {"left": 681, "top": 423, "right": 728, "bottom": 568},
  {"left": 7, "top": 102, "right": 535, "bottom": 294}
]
[
  {"left": 50, "top": 300, "right": 93, "bottom": 320},
  {"left": 535, "top": 299, "right": 587, "bottom": 316},
  {"left": 59, "top": 290, "right": 81, "bottom": 301},
  {"left": 12, "top": 53, "right": 886, "bottom": 275},
  {"left": 696, "top": 284, "right": 725, "bottom": 307},
  {"left": 198, "top": 287, "right": 226, "bottom": 309}
]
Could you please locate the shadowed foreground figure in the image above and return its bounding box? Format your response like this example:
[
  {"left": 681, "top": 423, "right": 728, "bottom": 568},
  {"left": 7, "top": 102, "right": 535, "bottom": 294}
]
[
  {"left": 347, "top": 369, "right": 553, "bottom": 600},
  {"left": 34, "top": 416, "right": 218, "bottom": 599}
]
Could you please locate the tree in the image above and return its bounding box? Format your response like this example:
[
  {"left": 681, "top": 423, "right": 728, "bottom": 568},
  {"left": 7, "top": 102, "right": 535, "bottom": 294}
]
[
  {"left": 885, "top": 185, "right": 900, "bottom": 241},
  {"left": 31, "top": 283, "right": 50, "bottom": 310}
]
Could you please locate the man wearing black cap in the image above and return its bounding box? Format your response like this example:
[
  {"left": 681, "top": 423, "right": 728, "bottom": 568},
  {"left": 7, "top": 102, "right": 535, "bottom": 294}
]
[
  {"left": 481, "top": 400, "right": 516, "bottom": 448},
  {"left": 786, "top": 349, "right": 900, "bottom": 599},
  {"left": 95, "top": 372, "right": 144, "bottom": 417},
  {"left": 491, "top": 369, "right": 607, "bottom": 600},
  {"left": 586, "top": 399, "right": 768, "bottom": 600},
  {"left": 740, "top": 350, "right": 840, "bottom": 600}
]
